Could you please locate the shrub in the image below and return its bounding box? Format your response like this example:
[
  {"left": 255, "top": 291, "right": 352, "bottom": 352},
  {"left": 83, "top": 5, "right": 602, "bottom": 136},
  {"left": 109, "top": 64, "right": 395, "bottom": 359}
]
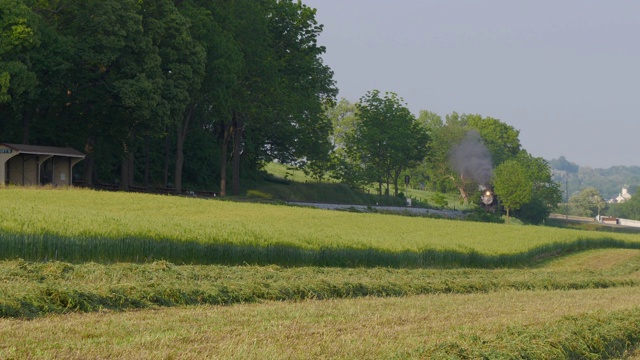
[{"left": 246, "top": 190, "right": 273, "bottom": 200}]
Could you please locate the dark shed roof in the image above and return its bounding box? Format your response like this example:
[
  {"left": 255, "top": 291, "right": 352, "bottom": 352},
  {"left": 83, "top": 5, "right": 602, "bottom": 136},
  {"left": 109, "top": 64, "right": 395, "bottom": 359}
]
[{"left": 1, "top": 143, "right": 85, "bottom": 158}]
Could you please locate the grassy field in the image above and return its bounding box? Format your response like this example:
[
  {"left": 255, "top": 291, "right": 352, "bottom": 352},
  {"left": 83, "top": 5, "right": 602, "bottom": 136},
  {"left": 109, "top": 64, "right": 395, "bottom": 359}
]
[
  {"left": 1, "top": 249, "right": 640, "bottom": 358},
  {"left": 2, "top": 187, "right": 640, "bottom": 358},
  {"left": 2, "top": 187, "right": 640, "bottom": 266}
]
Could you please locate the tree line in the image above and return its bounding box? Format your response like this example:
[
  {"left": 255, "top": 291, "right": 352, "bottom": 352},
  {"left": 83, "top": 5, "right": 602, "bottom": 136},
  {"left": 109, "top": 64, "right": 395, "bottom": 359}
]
[
  {"left": 1, "top": 0, "right": 336, "bottom": 195},
  {"left": 562, "top": 186, "right": 640, "bottom": 221},
  {"left": 328, "top": 96, "right": 561, "bottom": 224}
]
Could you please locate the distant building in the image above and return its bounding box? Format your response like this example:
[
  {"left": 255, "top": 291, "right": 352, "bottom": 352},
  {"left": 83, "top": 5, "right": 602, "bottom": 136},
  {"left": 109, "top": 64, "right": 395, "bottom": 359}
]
[{"left": 609, "top": 188, "right": 632, "bottom": 204}]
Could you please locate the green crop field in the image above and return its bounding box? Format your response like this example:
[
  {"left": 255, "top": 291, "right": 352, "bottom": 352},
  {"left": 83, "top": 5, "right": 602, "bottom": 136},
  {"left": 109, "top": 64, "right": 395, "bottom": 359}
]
[
  {"left": 1, "top": 187, "right": 640, "bottom": 359},
  {"left": 2, "top": 187, "right": 640, "bottom": 266}
]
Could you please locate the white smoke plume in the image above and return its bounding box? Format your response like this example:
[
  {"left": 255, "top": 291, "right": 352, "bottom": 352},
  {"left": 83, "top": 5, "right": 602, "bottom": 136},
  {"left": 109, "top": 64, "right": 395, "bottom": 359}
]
[{"left": 449, "top": 130, "right": 493, "bottom": 185}]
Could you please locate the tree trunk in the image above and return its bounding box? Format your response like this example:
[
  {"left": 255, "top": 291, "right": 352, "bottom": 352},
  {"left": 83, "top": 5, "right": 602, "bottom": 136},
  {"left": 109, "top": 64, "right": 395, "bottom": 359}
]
[
  {"left": 128, "top": 151, "right": 134, "bottom": 187},
  {"left": 393, "top": 167, "right": 402, "bottom": 196},
  {"left": 231, "top": 114, "right": 243, "bottom": 196},
  {"left": 448, "top": 174, "right": 469, "bottom": 206},
  {"left": 219, "top": 119, "right": 233, "bottom": 197},
  {"left": 385, "top": 180, "right": 390, "bottom": 197},
  {"left": 457, "top": 186, "right": 469, "bottom": 205},
  {"left": 82, "top": 136, "right": 95, "bottom": 186},
  {"left": 120, "top": 143, "right": 130, "bottom": 191},
  {"left": 144, "top": 136, "right": 150, "bottom": 189},
  {"left": 174, "top": 104, "right": 195, "bottom": 194},
  {"left": 120, "top": 132, "right": 135, "bottom": 190},
  {"left": 163, "top": 136, "right": 170, "bottom": 188},
  {"left": 120, "top": 156, "right": 129, "bottom": 190},
  {"left": 174, "top": 129, "right": 184, "bottom": 193}
]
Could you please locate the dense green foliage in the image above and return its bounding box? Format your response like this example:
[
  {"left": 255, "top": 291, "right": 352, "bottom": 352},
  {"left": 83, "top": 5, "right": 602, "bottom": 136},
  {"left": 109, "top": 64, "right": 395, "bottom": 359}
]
[
  {"left": 493, "top": 159, "right": 532, "bottom": 220},
  {"left": 323, "top": 98, "right": 561, "bottom": 223},
  {"left": 570, "top": 186, "right": 606, "bottom": 217},
  {"left": 0, "top": 0, "right": 336, "bottom": 194},
  {"left": 509, "top": 153, "right": 563, "bottom": 224},
  {"left": 338, "top": 91, "right": 430, "bottom": 197}
]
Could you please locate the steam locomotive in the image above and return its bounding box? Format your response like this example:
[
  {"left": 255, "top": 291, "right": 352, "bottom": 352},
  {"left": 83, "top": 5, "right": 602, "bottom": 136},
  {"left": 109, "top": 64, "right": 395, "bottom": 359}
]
[{"left": 480, "top": 185, "right": 498, "bottom": 212}]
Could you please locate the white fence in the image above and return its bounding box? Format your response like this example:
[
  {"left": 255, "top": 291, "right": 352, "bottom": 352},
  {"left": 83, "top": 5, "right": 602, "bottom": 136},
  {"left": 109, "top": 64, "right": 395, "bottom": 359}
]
[
  {"left": 553, "top": 214, "right": 640, "bottom": 229},
  {"left": 593, "top": 215, "right": 640, "bottom": 228},
  {"left": 618, "top": 218, "right": 640, "bottom": 228}
]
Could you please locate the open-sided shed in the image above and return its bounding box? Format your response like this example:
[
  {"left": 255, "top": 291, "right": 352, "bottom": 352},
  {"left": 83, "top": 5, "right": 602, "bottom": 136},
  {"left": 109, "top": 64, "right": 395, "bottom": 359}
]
[{"left": 0, "top": 143, "right": 85, "bottom": 187}]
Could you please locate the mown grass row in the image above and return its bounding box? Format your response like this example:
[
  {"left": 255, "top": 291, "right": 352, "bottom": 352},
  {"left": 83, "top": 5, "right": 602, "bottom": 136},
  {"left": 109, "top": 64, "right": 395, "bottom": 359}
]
[
  {"left": 2, "top": 229, "right": 640, "bottom": 268},
  {"left": 2, "top": 286, "right": 640, "bottom": 359},
  {"left": 418, "top": 308, "right": 640, "bottom": 359},
  {"left": 2, "top": 253, "right": 639, "bottom": 318}
]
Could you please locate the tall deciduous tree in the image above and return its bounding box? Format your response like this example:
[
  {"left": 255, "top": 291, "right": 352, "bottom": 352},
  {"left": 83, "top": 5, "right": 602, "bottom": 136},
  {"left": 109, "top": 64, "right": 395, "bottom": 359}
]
[
  {"left": 466, "top": 115, "right": 521, "bottom": 167},
  {"left": 245, "top": 0, "right": 336, "bottom": 187},
  {"left": 174, "top": 0, "right": 242, "bottom": 194},
  {"left": 492, "top": 159, "right": 533, "bottom": 222},
  {"left": 570, "top": 187, "right": 606, "bottom": 217},
  {"left": 216, "top": 0, "right": 275, "bottom": 196},
  {"left": 217, "top": 0, "right": 336, "bottom": 195},
  {"left": 421, "top": 112, "right": 471, "bottom": 203},
  {"left": 327, "top": 98, "right": 358, "bottom": 152},
  {"left": 345, "top": 90, "right": 430, "bottom": 196},
  {"left": 141, "top": 0, "right": 206, "bottom": 192},
  {"left": 311, "top": 98, "right": 357, "bottom": 183},
  {"left": 405, "top": 110, "right": 441, "bottom": 190},
  {"left": 0, "top": 0, "right": 38, "bottom": 104},
  {"left": 0, "top": 0, "right": 39, "bottom": 143},
  {"left": 53, "top": 0, "right": 164, "bottom": 186},
  {"left": 516, "top": 152, "right": 562, "bottom": 224}
]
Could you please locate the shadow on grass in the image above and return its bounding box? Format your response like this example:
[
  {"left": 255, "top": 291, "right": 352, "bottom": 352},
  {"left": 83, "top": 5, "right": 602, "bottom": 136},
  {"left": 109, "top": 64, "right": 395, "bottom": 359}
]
[{"left": 1, "top": 231, "right": 639, "bottom": 268}]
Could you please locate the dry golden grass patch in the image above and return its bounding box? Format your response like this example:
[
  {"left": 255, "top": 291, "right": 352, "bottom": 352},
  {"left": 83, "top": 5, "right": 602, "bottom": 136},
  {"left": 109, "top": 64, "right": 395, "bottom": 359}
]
[
  {"left": 542, "top": 249, "right": 640, "bottom": 271},
  {"left": 2, "top": 287, "right": 640, "bottom": 359},
  {"left": 628, "top": 349, "right": 640, "bottom": 360}
]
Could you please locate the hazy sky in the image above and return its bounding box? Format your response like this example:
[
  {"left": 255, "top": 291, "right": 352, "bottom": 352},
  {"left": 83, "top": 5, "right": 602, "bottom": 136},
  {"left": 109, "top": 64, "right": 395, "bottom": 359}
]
[{"left": 303, "top": 0, "right": 640, "bottom": 169}]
